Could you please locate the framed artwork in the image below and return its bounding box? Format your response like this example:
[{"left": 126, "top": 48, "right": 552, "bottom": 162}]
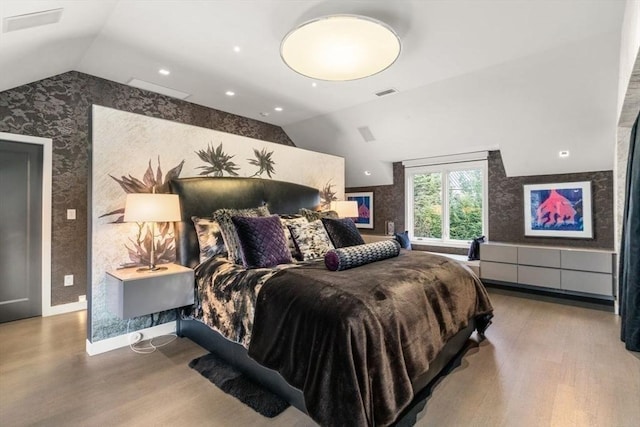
[
  {"left": 523, "top": 181, "right": 592, "bottom": 238},
  {"left": 346, "top": 192, "right": 374, "bottom": 229}
]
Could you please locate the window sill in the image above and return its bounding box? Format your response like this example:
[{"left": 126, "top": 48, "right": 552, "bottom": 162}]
[{"left": 410, "top": 239, "right": 471, "bottom": 249}]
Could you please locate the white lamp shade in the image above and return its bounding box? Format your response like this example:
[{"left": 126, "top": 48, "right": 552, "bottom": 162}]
[
  {"left": 281, "top": 15, "right": 401, "bottom": 81},
  {"left": 124, "top": 193, "right": 181, "bottom": 223},
  {"left": 330, "top": 200, "right": 359, "bottom": 218}
]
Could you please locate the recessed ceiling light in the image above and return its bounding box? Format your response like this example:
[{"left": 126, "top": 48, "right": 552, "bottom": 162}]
[
  {"left": 311, "top": 82, "right": 317, "bottom": 87},
  {"left": 158, "top": 69, "right": 170, "bottom": 76},
  {"left": 233, "top": 46, "right": 241, "bottom": 53},
  {"left": 364, "top": 170, "right": 372, "bottom": 176},
  {"left": 260, "top": 112, "right": 270, "bottom": 117},
  {"left": 274, "top": 107, "right": 283, "bottom": 112},
  {"left": 225, "top": 91, "right": 235, "bottom": 96},
  {"left": 559, "top": 150, "right": 570, "bottom": 158}
]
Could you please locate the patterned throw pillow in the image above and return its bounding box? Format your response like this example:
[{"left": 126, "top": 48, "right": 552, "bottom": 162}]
[
  {"left": 232, "top": 215, "right": 293, "bottom": 269},
  {"left": 287, "top": 219, "right": 335, "bottom": 261},
  {"left": 279, "top": 215, "right": 308, "bottom": 260},
  {"left": 191, "top": 216, "right": 227, "bottom": 263},
  {"left": 324, "top": 240, "right": 401, "bottom": 271},
  {"left": 298, "top": 208, "right": 339, "bottom": 222},
  {"left": 212, "top": 206, "right": 271, "bottom": 264},
  {"left": 321, "top": 217, "right": 365, "bottom": 248}
]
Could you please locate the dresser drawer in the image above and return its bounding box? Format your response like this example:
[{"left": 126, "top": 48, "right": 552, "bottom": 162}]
[
  {"left": 561, "top": 250, "right": 612, "bottom": 274},
  {"left": 518, "top": 247, "right": 560, "bottom": 268},
  {"left": 480, "top": 261, "right": 517, "bottom": 283},
  {"left": 561, "top": 270, "right": 613, "bottom": 296},
  {"left": 481, "top": 244, "right": 517, "bottom": 263},
  {"left": 518, "top": 265, "right": 561, "bottom": 288}
]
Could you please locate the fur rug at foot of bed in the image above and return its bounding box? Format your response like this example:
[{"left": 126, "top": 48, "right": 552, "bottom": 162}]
[{"left": 189, "top": 353, "right": 290, "bottom": 417}]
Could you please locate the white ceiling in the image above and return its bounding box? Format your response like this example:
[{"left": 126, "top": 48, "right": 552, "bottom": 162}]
[{"left": 0, "top": 0, "right": 628, "bottom": 186}]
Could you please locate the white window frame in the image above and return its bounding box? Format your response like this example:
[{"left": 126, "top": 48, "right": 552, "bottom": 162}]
[{"left": 405, "top": 159, "right": 488, "bottom": 247}]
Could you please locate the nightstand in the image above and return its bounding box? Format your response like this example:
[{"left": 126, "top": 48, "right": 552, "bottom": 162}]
[{"left": 106, "top": 263, "right": 194, "bottom": 319}]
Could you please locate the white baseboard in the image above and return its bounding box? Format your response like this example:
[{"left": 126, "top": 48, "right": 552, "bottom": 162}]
[
  {"left": 42, "top": 300, "right": 87, "bottom": 317},
  {"left": 85, "top": 321, "right": 177, "bottom": 356}
]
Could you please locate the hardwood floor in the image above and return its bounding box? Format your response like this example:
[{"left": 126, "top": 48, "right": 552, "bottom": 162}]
[{"left": 1, "top": 289, "right": 638, "bottom": 426}]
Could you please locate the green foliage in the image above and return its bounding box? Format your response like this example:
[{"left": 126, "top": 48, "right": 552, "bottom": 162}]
[
  {"left": 413, "top": 173, "right": 442, "bottom": 238},
  {"left": 448, "top": 169, "right": 483, "bottom": 240},
  {"left": 413, "top": 169, "right": 483, "bottom": 241}
]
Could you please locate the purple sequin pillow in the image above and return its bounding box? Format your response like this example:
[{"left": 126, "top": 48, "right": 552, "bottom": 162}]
[{"left": 232, "top": 215, "right": 293, "bottom": 269}]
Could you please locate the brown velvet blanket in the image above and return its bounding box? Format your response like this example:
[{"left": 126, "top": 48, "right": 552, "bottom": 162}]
[{"left": 247, "top": 251, "right": 493, "bottom": 427}]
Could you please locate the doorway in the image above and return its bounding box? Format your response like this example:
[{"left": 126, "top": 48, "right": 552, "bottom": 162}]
[{"left": 0, "top": 140, "right": 43, "bottom": 322}]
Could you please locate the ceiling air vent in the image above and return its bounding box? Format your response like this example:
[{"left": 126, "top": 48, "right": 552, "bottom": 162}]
[
  {"left": 375, "top": 88, "right": 398, "bottom": 97},
  {"left": 127, "top": 79, "right": 190, "bottom": 100},
  {"left": 357, "top": 126, "right": 376, "bottom": 142},
  {"left": 3, "top": 8, "right": 63, "bottom": 33}
]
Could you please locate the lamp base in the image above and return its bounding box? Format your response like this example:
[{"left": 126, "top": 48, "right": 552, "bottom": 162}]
[{"left": 136, "top": 265, "right": 168, "bottom": 273}]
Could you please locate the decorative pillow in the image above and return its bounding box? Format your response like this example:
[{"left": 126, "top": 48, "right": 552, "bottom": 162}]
[
  {"left": 299, "top": 208, "right": 339, "bottom": 222},
  {"left": 279, "top": 215, "right": 308, "bottom": 260},
  {"left": 287, "top": 219, "right": 335, "bottom": 261},
  {"left": 191, "top": 216, "right": 227, "bottom": 263},
  {"left": 394, "top": 231, "right": 412, "bottom": 250},
  {"left": 232, "top": 215, "right": 293, "bottom": 269},
  {"left": 324, "top": 240, "right": 401, "bottom": 271},
  {"left": 321, "top": 217, "right": 365, "bottom": 248},
  {"left": 212, "top": 206, "right": 270, "bottom": 264}
]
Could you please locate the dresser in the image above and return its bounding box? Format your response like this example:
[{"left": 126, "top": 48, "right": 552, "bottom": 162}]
[{"left": 480, "top": 242, "right": 615, "bottom": 300}]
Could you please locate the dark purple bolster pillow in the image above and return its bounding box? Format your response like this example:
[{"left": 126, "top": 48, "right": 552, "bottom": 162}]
[{"left": 324, "top": 240, "right": 401, "bottom": 271}]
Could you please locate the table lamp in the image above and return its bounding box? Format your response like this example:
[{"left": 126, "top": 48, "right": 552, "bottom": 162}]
[{"left": 124, "top": 193, "right": 181, "bottom": 272}]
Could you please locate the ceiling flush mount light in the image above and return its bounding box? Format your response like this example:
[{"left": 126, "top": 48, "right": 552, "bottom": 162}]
[
  {"left": 225, "top": 91, "right": 235, "bottom": 96},
  {"left": 158, "top": 68, "right": 170, "bottom": 76},
  {"left": 559, "top": 150, "right": 570, "bottom": 158},
  {"left": 281, "top": 14, "right": 401, "bottom": 81}
]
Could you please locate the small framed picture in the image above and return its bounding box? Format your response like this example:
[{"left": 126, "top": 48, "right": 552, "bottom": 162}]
[
  {"left": 345, "top": 192, "right": 373, "bottom": 229},
  {"left": 385, "top": 221, "right": 395, "bottom": 235}
]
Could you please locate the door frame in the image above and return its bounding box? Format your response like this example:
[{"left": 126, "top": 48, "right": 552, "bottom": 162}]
[{"left": 0, "top": 132, "right": 61, "bottom": 316}]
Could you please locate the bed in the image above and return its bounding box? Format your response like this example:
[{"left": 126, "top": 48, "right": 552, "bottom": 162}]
[{"left": 170, "top": 176, "right": 493, "bottom": 426}]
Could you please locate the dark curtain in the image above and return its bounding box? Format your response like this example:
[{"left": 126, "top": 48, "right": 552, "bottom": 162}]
[{"left": 620, "top": 111, "right": 640, "bottom": 352}]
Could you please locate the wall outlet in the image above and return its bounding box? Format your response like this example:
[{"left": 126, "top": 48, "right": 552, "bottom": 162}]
[
  {"left": 64, "top": 274, "right": 73, "bottom": 286},
  {"left": 78, "top": 295, "right": 86, "bottom": 302},
  {"left": 129, "top": 332, "right": 143, "bottom": 344},
  {"left": 66, "top": 209, "right": 76, "bottom": 220}
]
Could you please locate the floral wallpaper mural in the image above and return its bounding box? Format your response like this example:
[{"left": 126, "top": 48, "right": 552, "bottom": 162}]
[
  {"left": 100, "top": 158, "right": 185, "bottom": 265},
  {"left": 248, "top": 147, "right": 276, "bottom": 178},
  {"left": 320, "top": 180, "right": 338, "bottom": 209},
  {"left": 196, "top": 143, "right": 239, "bottom": 177},
  {"left": 90, "top": 105, "right": 344, "bottom": 343}
]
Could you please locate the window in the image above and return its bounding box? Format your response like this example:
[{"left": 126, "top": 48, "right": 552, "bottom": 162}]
[{"left": 405, "top": 159, "right": 487, "bottom": 245}]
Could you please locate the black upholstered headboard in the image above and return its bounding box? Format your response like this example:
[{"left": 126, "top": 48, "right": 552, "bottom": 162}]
[{"left": 169, "top": 177, "right": 320, "bottom": 268}]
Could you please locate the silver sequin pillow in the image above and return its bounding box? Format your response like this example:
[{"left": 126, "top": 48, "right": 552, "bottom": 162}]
[
  {"left": 287, "top": 219, "right": 335, "bottom": 261},
  {"left": 191, "top": 216, "right": 227, "bottom": 263}
]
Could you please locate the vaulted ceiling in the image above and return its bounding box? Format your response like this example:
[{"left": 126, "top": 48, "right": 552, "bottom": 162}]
[{"left": 0, "top": 0, "right": 629, "bottom": 186}]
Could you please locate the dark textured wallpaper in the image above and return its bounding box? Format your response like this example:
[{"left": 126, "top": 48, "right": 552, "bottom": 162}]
[
  {"left": 350, "top": 151, "right": 614, "bottom": 252},
  {"left": 488, "top": 151, "right": 614, "bottom": 249},
  {"left": 0, "top": 71, "right": 294, "bottom": 306},
  {"left": 347, "top": 162, "right": 405, "bottom": 235}
]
